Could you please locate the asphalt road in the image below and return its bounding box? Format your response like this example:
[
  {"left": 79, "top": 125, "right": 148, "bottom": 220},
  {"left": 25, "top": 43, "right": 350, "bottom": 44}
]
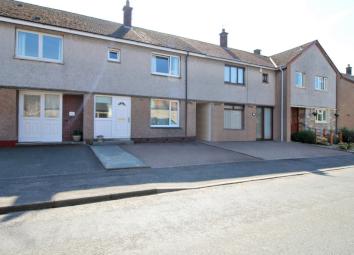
[{"left": 1, "top": 168, "right": 354, "bottom": 255}]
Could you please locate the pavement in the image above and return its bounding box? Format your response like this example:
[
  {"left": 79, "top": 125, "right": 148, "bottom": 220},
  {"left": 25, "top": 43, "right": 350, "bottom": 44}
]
[
  {"left": 206, "top": 141, "right": 351, "bottom": 160},
  {"left": 1, "top": 154, "right": 354, "bottom": 216},
  {"left": 1, "top": 167, "right": 354, "bottom": 254}
]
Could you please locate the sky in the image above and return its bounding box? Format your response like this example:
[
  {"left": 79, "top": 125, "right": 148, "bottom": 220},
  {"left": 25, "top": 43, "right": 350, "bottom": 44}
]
[{"left": 21, "top": 0, "right": 354, "bottom": 73}]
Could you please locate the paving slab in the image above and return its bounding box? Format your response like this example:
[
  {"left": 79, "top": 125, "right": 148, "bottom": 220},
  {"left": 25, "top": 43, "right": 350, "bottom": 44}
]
[
  {"left": 90, "top": 145, "right": 148, "bottom": 169},
  {"left": 121, "top": 142, "right": 258, "bottom": 168},
  {"left": 206, "top": 141, "right": 352, "bottom": 160}
]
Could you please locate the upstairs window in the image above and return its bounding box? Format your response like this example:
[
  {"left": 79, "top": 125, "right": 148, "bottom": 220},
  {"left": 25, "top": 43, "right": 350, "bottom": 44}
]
[
  {"left": 151, "top": 54, "right": 180, "bottom": 77},
  {"left": 315, "top": 76, "right": 327, "bottom": 91},
  {"left": 295, "top": 72, "right": 304, "bottom": 88},
  {"left": 107, "top": 49, "right": 121, "bottom": 62},
  {"left": 16, "top": 30, "right": 63, "bottom": 62},
  {"left": 224, "top": 65, "right": 245, "bottom": 85},
  {"left": 315, "top": 109, "right": 327, "bottom": 123},
  {"left": 262, "top": 73, "right": 269, "bottom": 83}
]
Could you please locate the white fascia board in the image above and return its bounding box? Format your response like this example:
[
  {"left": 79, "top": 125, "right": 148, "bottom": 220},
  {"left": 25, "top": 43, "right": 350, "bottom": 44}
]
[{"left": 0, "top": 16, "right": 276, "bottom": 71}]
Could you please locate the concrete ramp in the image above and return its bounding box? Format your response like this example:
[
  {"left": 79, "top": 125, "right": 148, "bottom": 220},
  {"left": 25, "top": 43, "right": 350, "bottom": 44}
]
[{"left": 90, "top": 145, "right": 148, "bottom": 170}]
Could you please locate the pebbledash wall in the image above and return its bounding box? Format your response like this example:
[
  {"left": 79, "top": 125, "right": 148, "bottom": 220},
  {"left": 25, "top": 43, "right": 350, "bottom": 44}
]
[
  {"left": 0, "top": 88, "right": 17, "bottom": 146},
  {"left": 0, "top": 21, "right": 280, "bottom": 144}
]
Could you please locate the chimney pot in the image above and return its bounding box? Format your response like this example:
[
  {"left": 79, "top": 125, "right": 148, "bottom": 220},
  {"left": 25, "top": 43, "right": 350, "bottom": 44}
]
[
  {"left": 346, "top": 64, "right": 352, "bottom": 76},
  {"left": 254, "top": 49, "right": 261, "bottom": 55},
  {"left": 123, "top": 0, "right": 133, "bottom": 27},
  {"left": 219, "top": 29, "right": 228, "bottom": 48}
]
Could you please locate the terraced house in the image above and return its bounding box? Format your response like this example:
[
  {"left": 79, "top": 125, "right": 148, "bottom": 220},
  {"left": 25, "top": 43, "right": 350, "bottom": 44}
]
[{"left": 0, "top": 0, "right": 342, "bottom": 146}]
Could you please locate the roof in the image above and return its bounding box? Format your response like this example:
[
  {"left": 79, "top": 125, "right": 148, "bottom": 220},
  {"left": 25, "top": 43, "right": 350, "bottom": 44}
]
[
  {"left": 270, "top": 41, "right": 316, "bottom": 67},
  {"left": 0, "top": 0, "right": 275, "bottom": 68},
  {"left": 342, "top": 73, "right": 354, "bottom": 83},
  {"left": 271, "top": 40, "right": 340, "bottom": 75}
]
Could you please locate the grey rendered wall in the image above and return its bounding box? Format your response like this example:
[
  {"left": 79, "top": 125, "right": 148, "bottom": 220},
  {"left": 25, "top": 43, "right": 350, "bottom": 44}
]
[
  {"left": 290, "top": 44, "right": 336, "bottom": 109},
  {"left": 188, "top": 56, "right": 276, "bottom": 106},
  {"left": 0, "top": 23, "right": 186, "bottom": 99}
]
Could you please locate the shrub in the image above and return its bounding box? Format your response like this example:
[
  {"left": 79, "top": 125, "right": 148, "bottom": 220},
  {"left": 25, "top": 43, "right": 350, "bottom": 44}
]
[
  {"left": 340, "top": 128, "right": 354, "bottom": 143},
  {"left": 339, "top": 143, "right": 352, "bottom": 151},
  {"left": 291, "top": 130, "right": 316, "bottom": 144}
]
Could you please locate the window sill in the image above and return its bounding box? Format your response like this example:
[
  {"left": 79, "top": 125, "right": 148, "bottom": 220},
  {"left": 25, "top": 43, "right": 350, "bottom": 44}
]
[
  {"left": 314, "top": 89, "right": 328, "bottom": 92},
  {"left": 224, "top": 82, "right": 246, "bottom": 87},
  {"left": 107, "top": 59, "right": 121, "bottom": 64},
  {"left": 224, "top": 128, "right": 244, "bottom": 131},
  {"left": 150, "top": 126, "right": 181, "bottom": 129},
  {"left": 14, "top": 56, "right": 63, "bottom": 65},
  {"left": 151, "top": 72, "right": 181, "bottom": 79},
  {"left": 295, "top": 85, "right": 306, "bottom": 89},
  {"left": 315, "top": 121, "right": 328, "bottom": 124}
]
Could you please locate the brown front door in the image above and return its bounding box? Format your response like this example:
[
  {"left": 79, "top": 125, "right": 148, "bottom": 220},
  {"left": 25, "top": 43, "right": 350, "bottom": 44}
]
[
  {"left": 62, "top": 95, "right": 84, "bottom": 141},
  {"left": 291, "top": 108, "right": 299, "bottom": 134}
]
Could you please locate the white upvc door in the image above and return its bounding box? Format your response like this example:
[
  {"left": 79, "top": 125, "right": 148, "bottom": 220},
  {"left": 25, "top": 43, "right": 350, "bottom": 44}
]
[
  {"left": 19, "top": 91, "right": 62, "bottom": 142},
  {"left": 94, "top": 95, "right": 131, "bottom": 139}
]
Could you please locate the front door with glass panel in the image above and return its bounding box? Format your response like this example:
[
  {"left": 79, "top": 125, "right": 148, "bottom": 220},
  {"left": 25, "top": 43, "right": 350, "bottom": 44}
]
[
  {"left": 256, "top": 107, "right": 273, "bottom": 140},
  {"left": 19, "top": 91, "right": 62, "bottom": 142},
  {"left": 94, "top": 96, "right": 131, "bottom": 139}
]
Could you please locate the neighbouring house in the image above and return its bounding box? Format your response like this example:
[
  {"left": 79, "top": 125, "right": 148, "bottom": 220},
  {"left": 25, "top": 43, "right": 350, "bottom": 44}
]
[
  {"left": 0, "top": 0, "right": 342, "bottom": 146},
  {"left": 271, "top": 41, "right": 340, "bottom": 141},
  {"left": 337, "top": 65, "right": 354, "bottom": 129}
]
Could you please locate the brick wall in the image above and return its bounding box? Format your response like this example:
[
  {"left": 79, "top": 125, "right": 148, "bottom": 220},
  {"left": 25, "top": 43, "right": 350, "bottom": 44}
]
[{"left": 0, "top": 88, "right": 17, "bottom": 145}]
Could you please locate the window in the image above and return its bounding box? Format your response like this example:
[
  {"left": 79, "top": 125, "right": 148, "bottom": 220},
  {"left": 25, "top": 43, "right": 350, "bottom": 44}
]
[
  {"left": 16, "top": 30, "right": 63, "bottom": 62},
  {"left": 24, "top": 95, "right": 40, "bottom": 117},
  {"left": 315, "top": 76, "right": 327, "bottom": 91},
  {"left": 224, "top": 65, "right": 245, "bottom": 85},
  {"left": 45, "top": 94, "right": 60, "bottom": 118},
  {"left": 95, "top": 96, "right": 112, "bottom": 118},
  {"left": 107, "top": 49, "right": 121, "bottom": 62},
  {"left": 262, "top": 73, "right": 269, "bottom": 83},
  {"left": 315, "top": 109, "right": 327, "bottom": 123},
  {"left": 151, "top": 54, "right": 180, "bottom": 77},
  {"left": 150, "top": 99, "right": 179, "bottom": 127},
  {"left": 224, "top": 104, "right": 244, "bottom": 129},
  {"left": 295, "top": 72, "right": 304, "bottom": 88}
]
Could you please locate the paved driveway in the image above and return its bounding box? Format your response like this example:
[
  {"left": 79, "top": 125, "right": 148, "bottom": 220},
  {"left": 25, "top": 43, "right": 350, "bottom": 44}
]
[
  {"left": 121, "top": 142, "right": 258, "bottom": 168},
  {"left": 0, "top": 145, "right": 104, "bottom": 179},
  {"left": 207, "top": 141, "right": 352, "bottom": 160}
]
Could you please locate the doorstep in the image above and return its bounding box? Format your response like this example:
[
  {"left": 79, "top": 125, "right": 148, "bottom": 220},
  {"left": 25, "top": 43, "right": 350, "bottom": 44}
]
[{"left": 90, "top": 145, "right": 148, "bottom": 170}]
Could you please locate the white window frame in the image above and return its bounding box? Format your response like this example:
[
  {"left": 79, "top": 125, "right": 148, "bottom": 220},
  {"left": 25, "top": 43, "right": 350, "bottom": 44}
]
[
  {"left": 315, "top": 109, "right": 327, "bottom": 123},
  {"left": 107, "top": 48, "right": 121, "bottom": 62},
  {"left": 150, "top": 99, "right": 180, "bottom": 128},
  {"left": 295, "top": 71, "right": 304, "bottom": 88},
  {"left": 315, "top": 76, "right": 327, "bottom": 91},
  {"left": 16, "top": 29, "right": 63, "bottom": 63},
  {"left": 151, "top": 53, "right": 181, "bottom": 77}
]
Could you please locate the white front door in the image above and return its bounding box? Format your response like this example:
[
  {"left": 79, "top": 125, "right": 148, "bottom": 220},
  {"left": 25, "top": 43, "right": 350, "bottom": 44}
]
[
  {"left": 94, "top": 96, "right": 131, "bottom": 139},
  {"left": 19, "top": 91, "right": 62, "bottom": 142}
]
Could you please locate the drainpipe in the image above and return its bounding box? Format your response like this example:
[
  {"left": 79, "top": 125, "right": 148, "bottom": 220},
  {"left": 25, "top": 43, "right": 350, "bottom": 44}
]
[
  {"left": 184, "top": 52, "right": 190, "bottom": 138},
  {"left": 279, "top": 66, "right": 285, "bottom": 142}
]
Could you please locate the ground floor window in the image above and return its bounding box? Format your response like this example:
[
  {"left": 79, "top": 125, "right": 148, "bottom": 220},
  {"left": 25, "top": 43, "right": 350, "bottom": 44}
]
[
  {"left": 150, "top": 99, "right": 179, "bottom": 127},
  {"left": 315, "top": 109, "right": 327, "bottom": 123},
  {"left": 95, "top": 96, "right": 112, "bottom": 118},
  {"left": 224, "top": 104, "right": 244, "bottom": 129}
]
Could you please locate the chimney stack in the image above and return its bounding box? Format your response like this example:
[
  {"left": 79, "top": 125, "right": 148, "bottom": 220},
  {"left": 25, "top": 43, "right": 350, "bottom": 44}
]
[
  {"left": 346, "top": 64, "right": 352, "bottom": 76},
  {"left": 219, "top": 29, "right": 228, "bottom": 48},
  {"left": 123, "top": 0, "right": 133, "bottom": 27},
  {"left": 254, "top": 49, "right": 261, "bottom": 55}
]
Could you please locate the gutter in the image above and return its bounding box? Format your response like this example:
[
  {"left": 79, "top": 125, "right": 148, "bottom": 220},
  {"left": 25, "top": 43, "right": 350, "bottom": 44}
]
[
  {"left": 279, "top": 66, "right": 285, "bottom": 142},
  {"left": 185, "top": 52, "right": 190, "bottom": 137}
]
